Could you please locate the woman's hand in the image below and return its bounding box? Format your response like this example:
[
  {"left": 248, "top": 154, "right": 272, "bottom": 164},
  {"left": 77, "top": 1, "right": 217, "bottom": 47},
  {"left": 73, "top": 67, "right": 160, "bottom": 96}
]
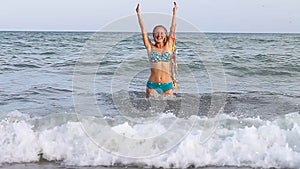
[
  {"left": 173, "top": 2, "right": 178, "bottom": 14},
  {"left": 136, "top": 3, "right": 141, "bottom": 14}
]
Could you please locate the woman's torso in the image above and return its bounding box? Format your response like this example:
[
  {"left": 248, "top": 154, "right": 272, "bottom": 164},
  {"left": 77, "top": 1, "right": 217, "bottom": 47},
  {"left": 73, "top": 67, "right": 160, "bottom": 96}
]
[{"left": 148, "top": 46, "right": 173, "bottom": 83}]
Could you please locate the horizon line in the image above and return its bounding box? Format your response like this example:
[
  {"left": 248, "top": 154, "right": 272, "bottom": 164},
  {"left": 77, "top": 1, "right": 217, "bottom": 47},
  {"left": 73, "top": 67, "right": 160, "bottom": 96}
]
[{"left": 0, "top": 29, "right": 300, "bottom": 34}]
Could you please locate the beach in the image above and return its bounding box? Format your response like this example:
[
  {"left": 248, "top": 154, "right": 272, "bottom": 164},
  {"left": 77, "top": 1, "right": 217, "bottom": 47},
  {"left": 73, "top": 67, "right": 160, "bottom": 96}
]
[{"left": 0, "top": 31, "right": 299, "bottom": 168}]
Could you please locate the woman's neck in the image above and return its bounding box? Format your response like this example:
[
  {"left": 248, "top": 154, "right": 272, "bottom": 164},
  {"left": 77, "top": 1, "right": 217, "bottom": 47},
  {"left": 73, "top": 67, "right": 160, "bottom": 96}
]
[{"left": 155, "top": 42, "right": 164, "bottom": 48}]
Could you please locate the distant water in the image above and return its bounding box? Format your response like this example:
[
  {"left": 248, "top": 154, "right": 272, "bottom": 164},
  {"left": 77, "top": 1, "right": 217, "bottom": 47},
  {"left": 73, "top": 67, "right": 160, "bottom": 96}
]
[{"left": 0, "top": 31, "right": 300, "bottom": 168}]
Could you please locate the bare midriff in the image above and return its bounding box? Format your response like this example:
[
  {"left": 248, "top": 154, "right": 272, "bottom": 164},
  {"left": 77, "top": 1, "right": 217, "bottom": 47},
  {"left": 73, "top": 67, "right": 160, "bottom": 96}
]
[{"left": 148, "top": 62, "right": 172, "bottom": 83}]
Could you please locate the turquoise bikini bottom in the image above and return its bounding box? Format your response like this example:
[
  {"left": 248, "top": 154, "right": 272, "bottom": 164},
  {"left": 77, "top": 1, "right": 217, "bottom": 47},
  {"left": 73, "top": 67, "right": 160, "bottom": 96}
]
[{"left": 146, "top": 81, "right": 173, "bottom": 94}]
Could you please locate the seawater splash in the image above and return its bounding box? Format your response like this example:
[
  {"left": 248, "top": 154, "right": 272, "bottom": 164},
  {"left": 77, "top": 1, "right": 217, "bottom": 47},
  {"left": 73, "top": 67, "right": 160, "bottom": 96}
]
[{"left": 0, "top": 110, "right": 300, "bottom": 168}]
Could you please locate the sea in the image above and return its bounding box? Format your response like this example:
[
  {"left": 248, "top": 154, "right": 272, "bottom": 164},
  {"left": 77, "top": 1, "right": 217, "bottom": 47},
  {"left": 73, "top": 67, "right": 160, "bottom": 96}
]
[{"left": 0, "top": 31, "right": 300, "bottom": 169}]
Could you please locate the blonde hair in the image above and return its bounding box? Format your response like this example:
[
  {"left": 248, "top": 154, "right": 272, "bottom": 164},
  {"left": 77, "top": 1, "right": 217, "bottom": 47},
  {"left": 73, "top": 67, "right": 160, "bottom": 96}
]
[{"left": 152, "top": 25, "right": 168, "bottom": 35}]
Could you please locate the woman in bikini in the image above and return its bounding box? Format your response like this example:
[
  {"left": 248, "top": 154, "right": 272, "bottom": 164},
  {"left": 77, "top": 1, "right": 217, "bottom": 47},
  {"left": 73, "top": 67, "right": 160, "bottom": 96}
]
[{"left": 136, "top": 2, "right": 178, "bottom": 98}]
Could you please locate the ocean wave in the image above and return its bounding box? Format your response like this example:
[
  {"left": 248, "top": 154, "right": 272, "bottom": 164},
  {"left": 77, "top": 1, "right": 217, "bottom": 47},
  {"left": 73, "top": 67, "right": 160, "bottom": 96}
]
[
  {"left": 40, "top": 51, "right": 57, "bottom": 55},
  {"left": 32, "top": 86, "right": 72, "bottom": 94},
  {"left": 249, "top": 38, "right": 277, "bottom": 43},
  {"left": 0, "top": 110, "right": 300, "bottom": 168},
  {"left": 49, "top": 60, "right": 76, "bottom": 68},
  {"left": 12, "top": 63, "right": 41, "bottom": 69}
]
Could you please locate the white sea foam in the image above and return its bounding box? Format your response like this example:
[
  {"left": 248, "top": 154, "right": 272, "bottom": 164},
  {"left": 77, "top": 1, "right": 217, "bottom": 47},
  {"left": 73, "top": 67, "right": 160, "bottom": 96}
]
[{"left": 0, "top": 110, "right": 300, "bottom": 168}]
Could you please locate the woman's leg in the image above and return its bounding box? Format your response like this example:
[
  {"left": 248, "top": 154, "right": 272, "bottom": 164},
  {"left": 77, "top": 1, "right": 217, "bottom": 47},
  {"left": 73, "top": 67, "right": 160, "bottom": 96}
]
[
  {"left": 163, "top": 89, "right": 174, "bottom": 97},
  {"left": 146, "top": 88, "right": 155, "bottom": 98}
]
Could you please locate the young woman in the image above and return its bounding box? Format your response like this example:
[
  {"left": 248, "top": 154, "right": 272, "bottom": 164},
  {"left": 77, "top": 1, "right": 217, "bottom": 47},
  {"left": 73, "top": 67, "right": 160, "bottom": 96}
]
[{"left": 136, "top": 2, "right": 178, "bottom": 98}]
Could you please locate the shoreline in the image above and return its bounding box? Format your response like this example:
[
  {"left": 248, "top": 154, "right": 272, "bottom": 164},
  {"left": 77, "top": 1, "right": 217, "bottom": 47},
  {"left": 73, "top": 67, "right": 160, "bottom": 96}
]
[{"left": 0, "top": 162, "right": 261, "bottom": 169}]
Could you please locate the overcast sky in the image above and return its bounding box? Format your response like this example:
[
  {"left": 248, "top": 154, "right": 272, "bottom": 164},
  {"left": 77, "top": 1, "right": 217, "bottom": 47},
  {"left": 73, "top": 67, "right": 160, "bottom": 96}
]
[{"left": 0, "top": 0, "right": 299, "bottom": 33}]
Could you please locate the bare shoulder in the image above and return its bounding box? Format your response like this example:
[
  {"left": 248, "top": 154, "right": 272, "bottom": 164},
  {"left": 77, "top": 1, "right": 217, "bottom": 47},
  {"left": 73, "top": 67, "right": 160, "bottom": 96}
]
[
  {"left": 146, "top": 44, "right": 155, "bottom": 55},
  {"left": 166, "top": 37, "right": 175, "bottom": 48}
]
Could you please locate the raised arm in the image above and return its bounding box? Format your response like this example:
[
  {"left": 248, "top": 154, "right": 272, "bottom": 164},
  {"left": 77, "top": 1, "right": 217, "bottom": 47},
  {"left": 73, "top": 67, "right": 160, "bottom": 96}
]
[
  {"left": 136, "top": 4, "right": 152, "bottom": 53},
  {"left": 169, "top": 2, "right": 178, "bottom": 40}
]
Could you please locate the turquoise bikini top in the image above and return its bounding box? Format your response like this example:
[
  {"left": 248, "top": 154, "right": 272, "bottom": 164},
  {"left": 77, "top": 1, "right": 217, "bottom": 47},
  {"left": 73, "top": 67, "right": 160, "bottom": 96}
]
[{"left": 149, "top": 51, "right": 171, "bottom": 62}]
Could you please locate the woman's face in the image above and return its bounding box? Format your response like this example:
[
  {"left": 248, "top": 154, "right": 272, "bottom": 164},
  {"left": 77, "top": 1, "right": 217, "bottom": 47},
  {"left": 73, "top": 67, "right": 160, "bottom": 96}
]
[{"left": 153, "top": 27, "right": 167, "bottom": 43}]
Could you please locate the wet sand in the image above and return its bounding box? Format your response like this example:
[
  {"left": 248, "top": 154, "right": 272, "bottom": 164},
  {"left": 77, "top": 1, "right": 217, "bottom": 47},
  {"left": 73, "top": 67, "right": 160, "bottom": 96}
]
[{"left": 0, "top": 162, "right": 260, "bottom": 169}]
